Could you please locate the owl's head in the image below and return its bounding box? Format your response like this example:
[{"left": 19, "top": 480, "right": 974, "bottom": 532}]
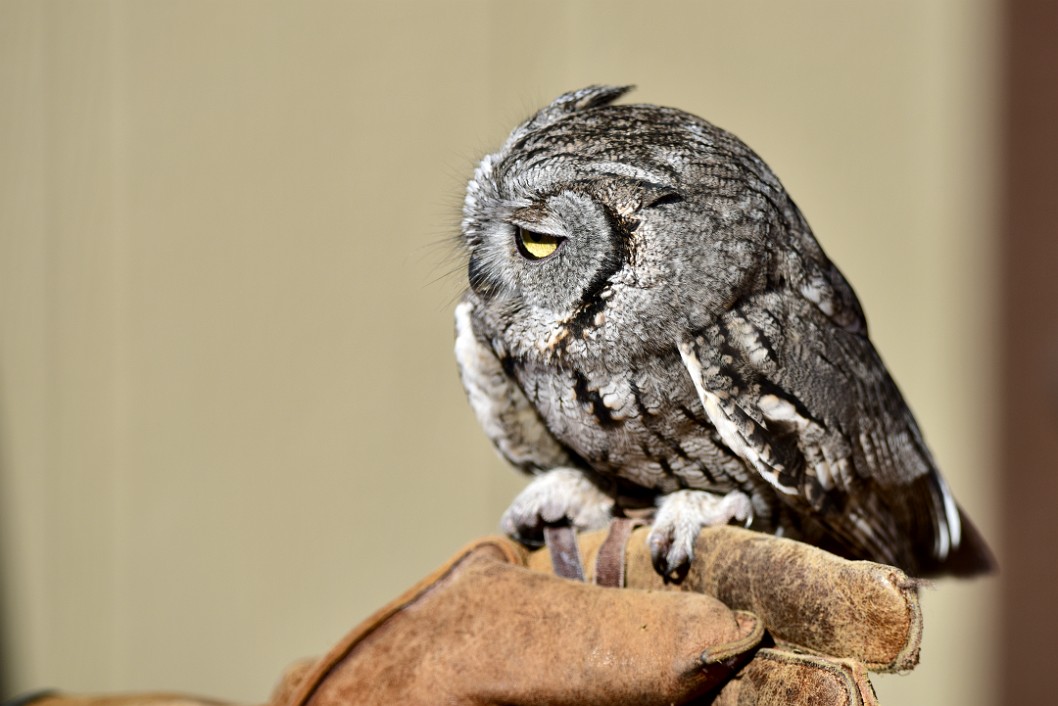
[{"left": 461, "top": 86, "right": 811, "bottom": 359}]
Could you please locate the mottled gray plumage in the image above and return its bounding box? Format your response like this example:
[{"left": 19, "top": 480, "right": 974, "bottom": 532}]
[{"left": 455, "top": 85, "right": 993, "bottom": 578}]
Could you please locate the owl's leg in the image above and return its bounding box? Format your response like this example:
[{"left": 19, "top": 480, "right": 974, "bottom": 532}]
[
  {"left": 649, "top": 489, "right": 753, "bottom": 578},
  {"left": 501, "top": 467, "right": 615, "bottom": 545}
]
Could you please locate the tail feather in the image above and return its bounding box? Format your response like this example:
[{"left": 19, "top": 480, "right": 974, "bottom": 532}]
[{"left": 920, "top": 504, "right": 996, "bottom": 578}]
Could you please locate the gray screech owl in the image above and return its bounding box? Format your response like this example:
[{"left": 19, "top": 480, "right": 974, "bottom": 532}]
[{"left": 455, "top": 85, "right": 994, "bottom": 578}]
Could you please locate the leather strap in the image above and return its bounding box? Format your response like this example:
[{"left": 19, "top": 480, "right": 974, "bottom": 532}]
[
  {"left": 594, "top": 518, "right": 643, "bottom": 588},
  {"left": 543, "top": 525, "right": 585, "bottom": 581},
  {"left": 545, "top": 519, "right": 644, "bottom": 586}
]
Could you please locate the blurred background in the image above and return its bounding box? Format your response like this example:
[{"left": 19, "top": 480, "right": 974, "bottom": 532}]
[{"left": 1, "top": 1, "right": 1053, "bottom": 704}]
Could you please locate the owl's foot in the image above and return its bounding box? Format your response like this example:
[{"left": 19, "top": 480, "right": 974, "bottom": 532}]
[
  {"left": 649, "top": 489, "right": 753, "bottom": 580},
  {"left": 501, "top": 467, "right": 614, "bottom": 545}
]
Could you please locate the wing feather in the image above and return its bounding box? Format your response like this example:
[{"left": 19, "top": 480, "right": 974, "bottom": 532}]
[{"left": 678, "top": 294, "right": 960, "bottom": 572}]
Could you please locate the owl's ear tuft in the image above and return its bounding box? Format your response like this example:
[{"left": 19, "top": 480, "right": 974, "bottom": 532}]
[
  {"left": 505, "top": 85, "right": 634, "bottom": 149},
  {"left": 548, "top": 85, "right": 635, "bottom": 115}
]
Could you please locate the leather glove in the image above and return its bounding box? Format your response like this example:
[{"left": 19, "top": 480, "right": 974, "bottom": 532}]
[
  {"left": 275, "top": 521, "right": 919, "bottom": 705},
  {"left": 526, "top": 521, "right": 922, "bottom": 704},
  {"left": 13, "top": 523, "right": 921, "bottom": 706},
  {"left": 273, "top": 533, "right": 763, "bottom": 705}
]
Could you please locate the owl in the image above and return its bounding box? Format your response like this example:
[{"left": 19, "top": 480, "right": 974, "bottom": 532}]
[{"left": 455, "top": 85, "right": 994, "bottom": 578}]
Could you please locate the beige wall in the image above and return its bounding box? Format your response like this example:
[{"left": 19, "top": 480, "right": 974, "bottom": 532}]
[{"left": 0, "top": 1, "right": 999, "bottom": 704}]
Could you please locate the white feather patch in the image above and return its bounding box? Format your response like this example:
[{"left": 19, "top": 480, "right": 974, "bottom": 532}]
[
  {"left": 455, "top": 301, "right": 568, "bottom": 468},
  {"left": 800, "top": 275, "right": 835, "bottom": 317},
  {"left": 598, "top": 378, "right": 634, "bottom": 420},
  {"left": 733, "top": 316, "right": 772, "bottom": 366},
  {"left": 678, "top": 341, "right": 797, "bottom": 496},
  {"left": 933, "top": 473, "right": 960, "bottom": 560},
  {"left": 758, "top": 394, "right": 807, "bottom": 427},
  {"left": 454, "top": 302, "right": 511, "bottom": 446}
]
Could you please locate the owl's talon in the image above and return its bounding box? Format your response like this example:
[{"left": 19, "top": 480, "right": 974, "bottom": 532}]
[
  {"left": 501, "top": 467, "right": 614, "bottom": 545},
  {"left": 648, "top": 489, "right": 753, "bottom": 577},
  {"left": 647, "top": 527, "right": 692, "bottom": 580}
]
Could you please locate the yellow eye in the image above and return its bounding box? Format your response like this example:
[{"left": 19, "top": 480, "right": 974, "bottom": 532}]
[{"left": 515, "top": 227, "right": 565, "bottom": 260}]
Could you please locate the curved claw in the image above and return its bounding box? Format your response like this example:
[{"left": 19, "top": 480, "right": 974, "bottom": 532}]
[
  {"left": 648, "top": 489, "right": 753, "bottom": 579},
  {"left": 648, "top": 525, "right": 694, "bottom": 581}
]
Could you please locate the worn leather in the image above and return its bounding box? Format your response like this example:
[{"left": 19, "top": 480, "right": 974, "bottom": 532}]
[
  {"left": 22, "top": 526, "right": 920, "bottom": 706},
  {"left": 706, "top": 650, "right": 879, "bottom": 706},
  {"left": 281, "top": 536, "right": 763, "bottom": 705},
  {"left": 528, "top": 524, "right": 923, "bottom": 672}
]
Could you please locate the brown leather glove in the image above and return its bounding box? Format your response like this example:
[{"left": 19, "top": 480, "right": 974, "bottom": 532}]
[
  {"left": 273, "top": 534, "right": 763, "bottom": 705},
  {"left": 272, "top": 522, "right": 916, "bottom": 705},
  {"left": 526, "top": 521, "right": 922, "bottom": 704},
  {"left": 17, "top": 524, "right": 921, "bottom": 706}
]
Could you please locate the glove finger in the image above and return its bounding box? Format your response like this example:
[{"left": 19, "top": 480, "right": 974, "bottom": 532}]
[
  {"left": 672, "top": 526, "right": 922, "bottom": 672},
  {"left": 533, "top": 525, "right": 922, "bottom": 672},
  {"left": 706, "top": 648, "right": 879, "bottom": 706}
]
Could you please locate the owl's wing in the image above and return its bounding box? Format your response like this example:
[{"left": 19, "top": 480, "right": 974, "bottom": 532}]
[
  {"left": 454, "top": 298, "right": 573, "bottom": 472},
  {"left": 677, "top": 294, "right": 965, "bottom": 574}
]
